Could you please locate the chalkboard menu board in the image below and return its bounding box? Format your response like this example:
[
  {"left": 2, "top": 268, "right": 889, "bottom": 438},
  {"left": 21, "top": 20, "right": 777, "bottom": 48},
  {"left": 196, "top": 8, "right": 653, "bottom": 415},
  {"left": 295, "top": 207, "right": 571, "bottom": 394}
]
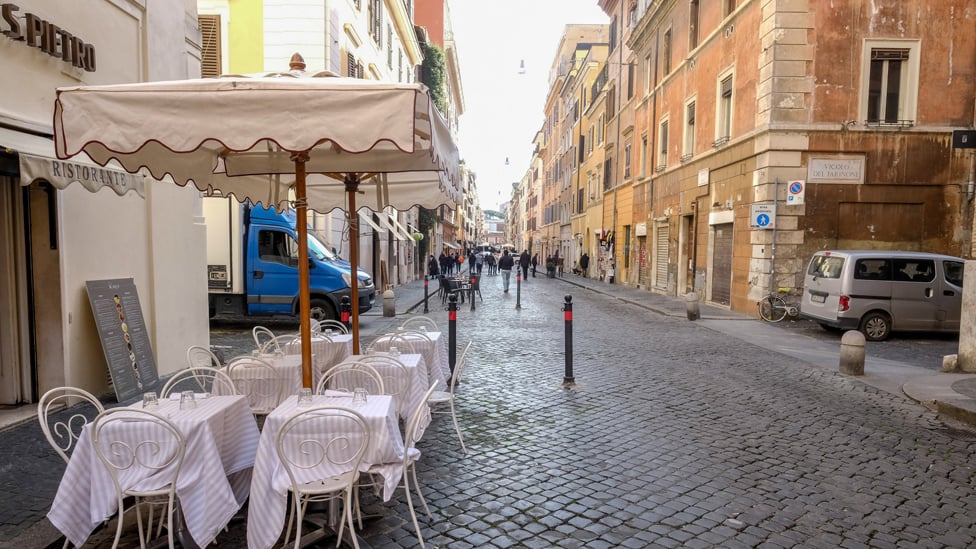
[{"left": 86, "top": 278, "right": 159, "bottom": 402}]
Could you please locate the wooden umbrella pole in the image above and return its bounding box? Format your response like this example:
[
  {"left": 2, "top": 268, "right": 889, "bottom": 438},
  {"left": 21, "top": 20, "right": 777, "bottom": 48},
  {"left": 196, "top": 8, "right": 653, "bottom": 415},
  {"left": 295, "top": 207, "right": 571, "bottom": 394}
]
[
  {"left": 293, "top": 153, "right": 313, "bottom": 388},
  {"left": 346, "top": 174, "right": 361, "bottom": 353}
]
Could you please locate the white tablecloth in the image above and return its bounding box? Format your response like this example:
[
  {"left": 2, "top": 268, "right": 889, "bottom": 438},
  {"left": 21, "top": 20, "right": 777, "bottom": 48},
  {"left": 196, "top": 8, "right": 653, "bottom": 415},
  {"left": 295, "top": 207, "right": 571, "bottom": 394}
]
[
  {"left": 247, "top": 394, "right": 406, "bottom": 549},
  {"left": 218, "top": 354, "right": 311, "bottom": 407},
  {"left": 285, "top": 333, "right": 353, "bottom": 377},
  {"left": 47, "top": 395, "right": 260, "bottom": 547},
  {"left": 370, "top": 331, "right": 449, "bottom": 389},
  {"left": 346, "top": 353, "right": 431, "bottom": 428}
]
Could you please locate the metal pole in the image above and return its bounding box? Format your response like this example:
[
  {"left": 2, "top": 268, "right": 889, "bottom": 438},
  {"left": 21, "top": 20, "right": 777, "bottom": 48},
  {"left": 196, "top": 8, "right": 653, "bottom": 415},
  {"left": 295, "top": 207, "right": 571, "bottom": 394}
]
[
  {"left": 292, "top": 153, "right": 313, "bottom": 388},
  {"left": 770, "top": 177, "right": 779, "bottom": 294},
  {"left": 340, "top": 296, "right": 352, "bottom": 328},
  {"left": 469, "top": 274, "right": 476, "bottom": 312},
  {"left": 448, "top": 293, "right": 457, "bottom": 376},
  {"left": 562, "top": 295, "right": 575, "bottom": 386},
  {"left": 423, "top": 275, "right": 430, "bottom": 314},
  {"left": 515, "top": 271, "right": 522, "bottom": 310}
]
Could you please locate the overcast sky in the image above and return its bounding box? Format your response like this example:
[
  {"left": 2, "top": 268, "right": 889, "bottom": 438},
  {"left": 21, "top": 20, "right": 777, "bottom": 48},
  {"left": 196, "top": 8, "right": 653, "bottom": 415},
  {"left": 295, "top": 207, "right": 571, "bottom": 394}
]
[{"left": 449, "top": 1, "right": 609, "bottom": 211}]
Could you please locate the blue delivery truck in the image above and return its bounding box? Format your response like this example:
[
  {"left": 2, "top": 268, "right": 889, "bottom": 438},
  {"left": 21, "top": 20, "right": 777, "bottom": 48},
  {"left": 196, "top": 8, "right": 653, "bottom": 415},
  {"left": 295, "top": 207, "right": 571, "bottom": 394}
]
[{"left": 204, "top": 197, "right": 375, "bottom": 321}]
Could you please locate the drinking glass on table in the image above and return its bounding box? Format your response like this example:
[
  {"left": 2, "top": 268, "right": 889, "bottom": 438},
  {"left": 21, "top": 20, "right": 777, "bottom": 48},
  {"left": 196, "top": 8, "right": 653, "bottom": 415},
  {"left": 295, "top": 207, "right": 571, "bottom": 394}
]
[
  {"left": 179, "top": 390, "right": 197, "bottom": 410},
  {"left": 352, "top": 388, "right": 368, "bottom": 406},
  {"left": 297, "top": 388, "right": 313, "bottom": 407},
  {"left": 142, "top": 392, "right": 159, "bottom": 409}
]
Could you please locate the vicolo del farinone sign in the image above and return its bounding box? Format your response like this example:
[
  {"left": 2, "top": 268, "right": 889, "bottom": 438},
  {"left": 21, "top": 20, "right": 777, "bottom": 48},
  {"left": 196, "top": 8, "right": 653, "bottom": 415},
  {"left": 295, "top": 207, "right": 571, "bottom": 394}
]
[{"left": 1, "top": 3, "right": 96, "bottom": 72}]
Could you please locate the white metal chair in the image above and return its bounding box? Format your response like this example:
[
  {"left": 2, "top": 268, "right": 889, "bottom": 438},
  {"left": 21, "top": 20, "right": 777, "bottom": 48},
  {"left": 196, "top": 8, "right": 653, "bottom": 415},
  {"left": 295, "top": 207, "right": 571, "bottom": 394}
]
[
  {"left": 91, "top": 408, "right": 186, "bottom": 549},
  {"left": 276, "top": 406, "right": 370, "bottom": 549},
  {"left": 428, "top": 340, "right": 472, "bottom": 454},
  {"left": 315, "top": 362, "right": 385, "bottom": 396},
  {"left": 37, "top": 386, "right": 105, "bottom": 464},
  {"left": 225, "top": 356, "right": 284, "bottom": 416},
  {"left": 357, "top": 355, "right": 413, "bottom": 419},
  {"left": 185, "top": 345, "right": 222, "bottom": 369},
  {"left": 252, "top": 326, "right": 276, "bottom": 352},
  {"left": 362, "top": 385, "right": 437, "bottom": 547},
  {"left": 160, "top": 366, "right": 237, "bottom": 398},
  {"left": 263, "top": 334, "right": 299, "bottom": 355},
  {"left": 315, "top": 319, "right": 350, "bottom": 334},
  {"left": 399, "top": 316, "right": 438, "bottom": 332},
  {"left": 367, "top": 333, "right": 416, "bottom": 355}
]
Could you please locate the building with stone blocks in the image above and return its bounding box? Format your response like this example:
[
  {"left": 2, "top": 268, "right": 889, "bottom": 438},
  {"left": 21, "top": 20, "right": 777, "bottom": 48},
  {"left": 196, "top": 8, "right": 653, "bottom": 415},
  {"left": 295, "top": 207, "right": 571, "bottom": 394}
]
[{"left": 603, "top": 0, "right": 975, "bottom": 314}]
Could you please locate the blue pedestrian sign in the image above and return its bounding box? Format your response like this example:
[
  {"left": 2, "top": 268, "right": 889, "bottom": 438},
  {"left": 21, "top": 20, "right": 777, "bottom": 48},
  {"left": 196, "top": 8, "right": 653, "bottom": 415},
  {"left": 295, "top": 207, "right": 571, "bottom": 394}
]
[{"left": 750, "top": 203, "right": 776, "bottom": 229}]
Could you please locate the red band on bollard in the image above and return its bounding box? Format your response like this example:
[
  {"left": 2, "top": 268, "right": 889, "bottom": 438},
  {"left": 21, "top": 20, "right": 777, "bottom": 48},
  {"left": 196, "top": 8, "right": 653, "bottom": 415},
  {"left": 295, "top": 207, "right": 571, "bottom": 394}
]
[
  {"left": 341, "top": 313, "right": 350, "bottom": 322},
  {"left": 449, "top": 311, "right": 457, "bottom": 321},
  {"left": 424, "top": 279, "right": 428, "bottom": 287},
  {"left": 565, "top": 311, "right": 573, "bottom": 321}
]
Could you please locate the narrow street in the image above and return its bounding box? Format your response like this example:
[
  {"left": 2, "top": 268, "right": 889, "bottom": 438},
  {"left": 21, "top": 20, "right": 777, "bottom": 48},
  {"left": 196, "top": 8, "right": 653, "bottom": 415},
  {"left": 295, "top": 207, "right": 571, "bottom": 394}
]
[{"left": 67, "top": 273, "right": 976, "bottom": 547}]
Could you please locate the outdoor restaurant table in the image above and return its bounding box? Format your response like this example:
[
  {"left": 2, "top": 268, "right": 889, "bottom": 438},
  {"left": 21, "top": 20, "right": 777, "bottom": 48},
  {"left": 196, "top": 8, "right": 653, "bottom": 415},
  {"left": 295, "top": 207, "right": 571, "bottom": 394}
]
[
  {"left": 284, "top": 333, "right": 354, "bottom": 378},
  {"left": 246, "top": 393, "right": 406, "bottom": 549},
  {"left": 370, "top": 331, "right": 450, "bottom": 389},
  {"left": 217, "top": 353, "right": 314, "bottom": 404},
  {"left": 345, "top": 353, "right": 431, "bottom": 425},
  {"left": 47, "top": 395, "right": 260, "bottom": 548}
]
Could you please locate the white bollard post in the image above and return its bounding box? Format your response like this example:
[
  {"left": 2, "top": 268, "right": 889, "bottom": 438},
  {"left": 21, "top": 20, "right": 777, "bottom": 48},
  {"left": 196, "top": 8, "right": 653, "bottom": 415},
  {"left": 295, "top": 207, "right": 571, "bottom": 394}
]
[{"left": 839, "top": 330, "right": 865, "bottom": 376}]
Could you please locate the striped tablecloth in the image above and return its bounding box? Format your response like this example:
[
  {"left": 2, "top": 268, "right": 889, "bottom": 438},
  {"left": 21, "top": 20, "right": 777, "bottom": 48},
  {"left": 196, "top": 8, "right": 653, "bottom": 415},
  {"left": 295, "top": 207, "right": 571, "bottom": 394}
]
[
  {"left": 247, "top": 393, "right": 406, "bottom": 549},
  {"left": 284, "top": 333, "right": 353, "bottom": 377},
  {"left": 217, "top": 353, "right": 312, "bottom": 407},
  {"left": 370, "top": 331, "right": 449, "bottom": 389},
  {"left": 47, "top": 395, "right": 260, "bottom": 547},
  {"left": 345, "top": 353, "right": 432, "bottom": 429}
]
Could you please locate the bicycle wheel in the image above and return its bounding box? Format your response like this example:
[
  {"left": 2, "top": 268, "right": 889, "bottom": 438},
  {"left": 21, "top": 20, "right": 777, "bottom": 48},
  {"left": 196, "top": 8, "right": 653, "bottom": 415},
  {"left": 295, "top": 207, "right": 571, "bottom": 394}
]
[{"left": 758, "top": 295, "right": 788, "bottom": 322}]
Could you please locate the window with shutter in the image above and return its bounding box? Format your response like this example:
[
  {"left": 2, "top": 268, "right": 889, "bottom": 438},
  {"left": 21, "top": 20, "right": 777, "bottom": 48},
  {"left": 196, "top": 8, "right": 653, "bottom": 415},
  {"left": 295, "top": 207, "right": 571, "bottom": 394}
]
[{"left": 199, "top": 14, "right": 221, "bottom": 78}]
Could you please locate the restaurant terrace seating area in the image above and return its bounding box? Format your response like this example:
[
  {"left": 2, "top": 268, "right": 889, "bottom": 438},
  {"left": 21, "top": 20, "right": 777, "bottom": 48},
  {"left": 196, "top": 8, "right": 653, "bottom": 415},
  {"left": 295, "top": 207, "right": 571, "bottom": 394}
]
[{"left": 43, "top": 314, "right": 469, "bottom": 549}]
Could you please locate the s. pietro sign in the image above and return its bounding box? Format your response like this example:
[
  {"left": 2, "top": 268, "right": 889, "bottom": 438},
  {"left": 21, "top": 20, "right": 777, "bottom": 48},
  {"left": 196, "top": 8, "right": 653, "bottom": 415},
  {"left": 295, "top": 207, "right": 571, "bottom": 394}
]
[{"left": 1, "top": 3, "right": 97, "bottom": 72}]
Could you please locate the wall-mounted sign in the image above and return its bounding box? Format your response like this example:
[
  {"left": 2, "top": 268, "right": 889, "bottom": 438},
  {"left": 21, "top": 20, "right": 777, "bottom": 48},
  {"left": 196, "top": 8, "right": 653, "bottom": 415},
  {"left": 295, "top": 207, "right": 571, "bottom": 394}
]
[
  {"left": 750, "top": 203, "right": 776, "bottom": 230},
  {"left": 786, "top": 180, "right": 805, "bottom": 205},
  {"left": 635, "top": 222, "right": 647, "bottom": 237},
  {"left": 1, "top": 3, "right": 96, "bottom": 72},
  {"left": 86, "top": 279, "right": 159, "bottom": 402},
  {"left": 807, "top": 156, "right": 864, "bottom": 184},
  {"left": 697, "top": 168, "right": 709, "bottom": 187}
]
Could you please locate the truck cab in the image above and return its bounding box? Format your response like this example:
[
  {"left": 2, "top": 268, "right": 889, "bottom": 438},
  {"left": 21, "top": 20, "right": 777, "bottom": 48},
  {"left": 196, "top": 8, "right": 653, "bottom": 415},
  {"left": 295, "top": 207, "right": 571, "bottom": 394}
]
[{"left": 206, "top": 199, "right": 375, "bottom": 320}]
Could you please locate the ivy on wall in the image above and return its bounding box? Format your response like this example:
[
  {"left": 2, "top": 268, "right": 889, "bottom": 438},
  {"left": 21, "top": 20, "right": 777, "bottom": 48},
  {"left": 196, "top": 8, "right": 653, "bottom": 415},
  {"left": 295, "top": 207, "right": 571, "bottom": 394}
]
[{"left": 420, "top": 42, "right": 448, "bottom": 115}]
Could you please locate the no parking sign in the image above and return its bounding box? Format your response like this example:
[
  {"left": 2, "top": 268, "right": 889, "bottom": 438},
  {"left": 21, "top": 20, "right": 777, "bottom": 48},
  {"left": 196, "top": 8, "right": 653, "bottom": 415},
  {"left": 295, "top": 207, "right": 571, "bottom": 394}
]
[{"left": 787, "top": 180, "right": 805, "bottom": 205}]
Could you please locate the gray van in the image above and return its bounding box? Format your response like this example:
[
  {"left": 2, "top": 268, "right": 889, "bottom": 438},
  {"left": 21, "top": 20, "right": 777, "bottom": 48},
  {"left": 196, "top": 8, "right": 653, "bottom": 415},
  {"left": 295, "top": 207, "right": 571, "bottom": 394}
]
[{"left": 799, "top": 250, "right": 965, "bottom": 341}]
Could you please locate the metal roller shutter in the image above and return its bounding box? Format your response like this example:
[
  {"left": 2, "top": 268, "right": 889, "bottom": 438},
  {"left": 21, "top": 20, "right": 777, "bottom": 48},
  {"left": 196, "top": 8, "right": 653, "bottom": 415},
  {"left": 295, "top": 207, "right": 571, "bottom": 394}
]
[
  {"left": 711, "top": 223, "right": 733, "bottom": 306},
  {"left": 654, "top": 222, "right": 669, "bottom": 289}
]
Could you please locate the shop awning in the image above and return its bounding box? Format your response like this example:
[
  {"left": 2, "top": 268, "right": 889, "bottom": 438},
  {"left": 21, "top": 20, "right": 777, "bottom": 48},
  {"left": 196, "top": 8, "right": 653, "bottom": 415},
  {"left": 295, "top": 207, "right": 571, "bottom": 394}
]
[
  {"left": 442, "top": 242, "right": 459, "bottom": 250},
  {"left": 1, "top": 126, "right": 145, "bottom": 198},
  {"left": 357, "top": 209, "right": 416, "bottom": 243}
]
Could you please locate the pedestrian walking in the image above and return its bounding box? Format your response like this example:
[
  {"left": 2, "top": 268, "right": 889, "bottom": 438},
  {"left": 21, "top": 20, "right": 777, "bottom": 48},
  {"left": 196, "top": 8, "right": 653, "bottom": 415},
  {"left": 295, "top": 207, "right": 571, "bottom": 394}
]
[
  {"left": 498, "top": 250, "right": 515, "bottom": 292},
  {"left": 475, "top": 251, "right": 485, "bottom": 275},
  {"left": 486, "top": 252, "right": 497, "bottom": 275},
  {"left": 428, "top": 255, "right": 439, "bottom": 277},
  {"left": 519, "top": 250, "right": 530, "bottom": 280},
  {"left": 580, "top": 252, "right": 590, "bottom": 278},
  {"left": 531, "top": 253, "right": 538, "bottom": 277}
]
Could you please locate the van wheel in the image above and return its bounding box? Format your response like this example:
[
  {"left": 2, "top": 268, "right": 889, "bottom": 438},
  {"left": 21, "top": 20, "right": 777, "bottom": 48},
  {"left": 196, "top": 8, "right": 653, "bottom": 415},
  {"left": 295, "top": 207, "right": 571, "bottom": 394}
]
[
  {"left": 859, "top": 312, "right": 891, "bottom": 341},
  {"left": 309, "top": 298, "right": 337, "bottom": 322}
]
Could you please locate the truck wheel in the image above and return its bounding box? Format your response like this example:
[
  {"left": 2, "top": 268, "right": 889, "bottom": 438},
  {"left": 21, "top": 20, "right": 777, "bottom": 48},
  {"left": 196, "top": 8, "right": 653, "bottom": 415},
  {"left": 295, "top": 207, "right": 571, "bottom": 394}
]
[
  {"left": 859, "top": 312, "right": 891, "bottom": 341},
  {"left": 309, "top": 298, "right": 337, "bottom": 322}
]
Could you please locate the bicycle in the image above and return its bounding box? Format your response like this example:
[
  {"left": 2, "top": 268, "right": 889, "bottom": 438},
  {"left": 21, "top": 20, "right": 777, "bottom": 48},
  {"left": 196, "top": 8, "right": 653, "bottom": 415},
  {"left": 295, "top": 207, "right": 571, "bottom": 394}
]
[{"left": 757, "top": 287, "right": 799, "bottom": 322}]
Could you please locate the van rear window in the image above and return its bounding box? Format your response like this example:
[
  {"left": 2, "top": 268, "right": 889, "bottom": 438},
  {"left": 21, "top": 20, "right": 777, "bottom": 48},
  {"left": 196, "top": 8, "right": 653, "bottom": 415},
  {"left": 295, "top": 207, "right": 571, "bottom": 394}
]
[
  {"left": 808, "top": 255, "right": 845, "bottom": 278},
  {"left": 944, "top": 261, "right": 964, "bottom": 287}
]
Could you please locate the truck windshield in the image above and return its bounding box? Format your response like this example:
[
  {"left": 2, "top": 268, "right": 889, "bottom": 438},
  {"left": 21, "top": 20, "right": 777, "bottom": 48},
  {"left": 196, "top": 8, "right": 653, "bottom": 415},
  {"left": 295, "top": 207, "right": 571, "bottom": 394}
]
[{"left": 307, "top": 233, "right": 338, "bottom": 262}]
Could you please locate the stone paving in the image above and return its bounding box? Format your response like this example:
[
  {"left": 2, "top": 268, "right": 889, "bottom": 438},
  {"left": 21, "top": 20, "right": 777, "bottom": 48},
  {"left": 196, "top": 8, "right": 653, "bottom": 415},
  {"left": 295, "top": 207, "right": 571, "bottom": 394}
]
[{"left": 7, "top": 272, "right": 976, "bottom": 547}]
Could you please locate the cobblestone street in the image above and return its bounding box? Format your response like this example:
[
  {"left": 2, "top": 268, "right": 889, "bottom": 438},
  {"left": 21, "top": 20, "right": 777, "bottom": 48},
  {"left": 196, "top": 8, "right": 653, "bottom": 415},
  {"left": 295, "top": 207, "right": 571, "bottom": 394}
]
[{"left": 10, "top": 273, "right": 976, "bottom": 548}]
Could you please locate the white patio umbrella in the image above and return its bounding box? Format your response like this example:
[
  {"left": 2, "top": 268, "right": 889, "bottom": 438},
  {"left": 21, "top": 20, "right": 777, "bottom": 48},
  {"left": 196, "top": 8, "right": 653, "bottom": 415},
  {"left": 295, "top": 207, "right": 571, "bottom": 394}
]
[{"left": 54, "top": 55, "right": 461, "bottom": 388}]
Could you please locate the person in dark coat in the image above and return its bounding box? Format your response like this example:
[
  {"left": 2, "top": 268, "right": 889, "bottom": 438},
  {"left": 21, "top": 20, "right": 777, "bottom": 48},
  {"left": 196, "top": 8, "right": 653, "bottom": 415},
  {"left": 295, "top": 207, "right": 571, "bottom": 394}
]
[
  {"left": 428, "top": 255, "right": 439, "bottom": 277},
  {"left": 519, "top": 250, "right": 531, "bottom": 280},
  {"left": 580, "top": 252, "right": 590, "bottom": 277},
  {"left": 498, "top": 250, "right": 515, "bottom": 292}
]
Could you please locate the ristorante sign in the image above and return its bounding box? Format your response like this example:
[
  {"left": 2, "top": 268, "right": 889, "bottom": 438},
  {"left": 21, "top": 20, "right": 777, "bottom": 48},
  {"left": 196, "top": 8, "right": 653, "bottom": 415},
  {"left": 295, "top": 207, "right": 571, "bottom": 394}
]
[{"left": 1, "top": 3, "right": 96, "bottom": 72}]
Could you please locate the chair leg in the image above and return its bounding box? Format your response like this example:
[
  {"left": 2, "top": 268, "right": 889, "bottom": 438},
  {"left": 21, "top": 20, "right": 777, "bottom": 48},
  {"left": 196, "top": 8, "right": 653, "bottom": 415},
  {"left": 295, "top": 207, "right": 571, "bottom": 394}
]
[
  {"left": 165, "top": 495, "right": 175, "bottom": 549},
  {"left": 110, "top": 495, "right": 125, "bottom": 549},
  {"left": 409, "top": 464, "right": 432, "bottom": 519},
  {"left": 135, "top": 497, "right": 147, "bottom": 549},
  {"left": 449, "top": 402, "right": 467, "bottom": 454},
  {"left": 402, "top": 470, "right": 426, "bottom": 549}
]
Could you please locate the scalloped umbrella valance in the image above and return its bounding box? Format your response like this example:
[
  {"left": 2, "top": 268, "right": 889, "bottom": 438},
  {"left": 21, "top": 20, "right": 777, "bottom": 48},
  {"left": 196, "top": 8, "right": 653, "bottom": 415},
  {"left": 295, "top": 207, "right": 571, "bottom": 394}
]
[{"left": 53, "top": 56, "right": 461, "bottom": 386}]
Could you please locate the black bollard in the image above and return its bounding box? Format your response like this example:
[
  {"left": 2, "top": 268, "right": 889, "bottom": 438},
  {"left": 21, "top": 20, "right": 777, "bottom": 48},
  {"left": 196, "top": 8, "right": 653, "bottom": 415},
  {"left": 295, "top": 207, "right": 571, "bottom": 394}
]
[
  {"left": 423, "top": 275, "right": 430, "bottom": 314},
  {"left": 469, "top": 274, "right": 476, "bottom": 312},
  {"left": 448, "top": 293, "right": 457, "bottom": 376},
  {"left": 562, "top": 295, "right": 575, "bottom": 387},
  {"left": 515, "top": 271, "right": 522, "bottom": 310},
  {"left": 340, "top": 295, "right": 352, "bottom": 329}
]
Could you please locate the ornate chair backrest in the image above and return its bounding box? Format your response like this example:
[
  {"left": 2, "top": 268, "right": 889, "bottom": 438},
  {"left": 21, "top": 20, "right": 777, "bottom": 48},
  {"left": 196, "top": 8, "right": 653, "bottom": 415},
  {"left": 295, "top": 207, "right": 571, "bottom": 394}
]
[
  {"left": 37, "top": 386, "right": 106, "bottom": 463},
  {"left": 252, "top": 326, "right": 276, "bottom": 352},
  {"left": 317, "top": 319, "right": 350, "bottom": 334},
  {"left": 186, "top": 345, "right": 222, "bottom": 369},
  {"left": 226, "top": 356, "right": 283, "bottom": 414},
  {"left": 400, "top": 316, "right": 438, "bottom": 332},
  {"left": 315, "top": 361, "right": 385, "bottom": 396},
  {"left": 91, "top": 408, "right": 185, "bottom": 501},
  {"left": 160, "top": 366, "right": 238, "bottom": 398},
  {"left": 275, "top": 406, "right": 369, "bottom": 495},
  {"left": 357, "top": 355, "right": 412, "bottom": 402}
]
